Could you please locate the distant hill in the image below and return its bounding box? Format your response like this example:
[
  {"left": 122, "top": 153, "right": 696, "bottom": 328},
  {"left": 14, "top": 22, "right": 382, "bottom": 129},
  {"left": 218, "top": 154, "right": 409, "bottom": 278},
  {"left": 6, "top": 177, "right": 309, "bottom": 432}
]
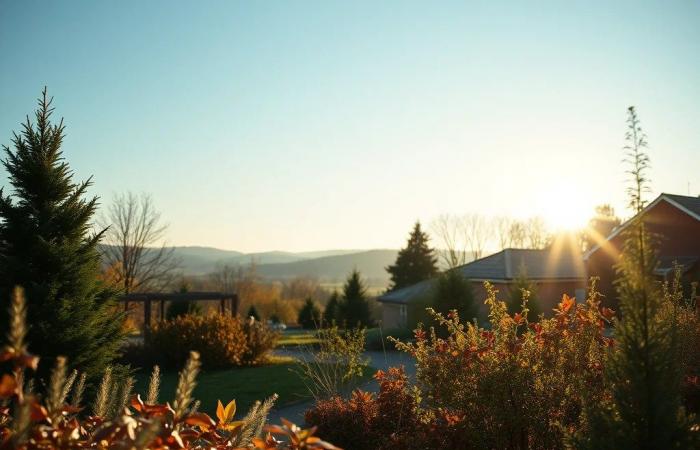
[
  {"left": 256, "top": 249, "right": 398, "bottom": 285},
  {"left": 99, "top": 245, "right": 397, "bottom": 285}
]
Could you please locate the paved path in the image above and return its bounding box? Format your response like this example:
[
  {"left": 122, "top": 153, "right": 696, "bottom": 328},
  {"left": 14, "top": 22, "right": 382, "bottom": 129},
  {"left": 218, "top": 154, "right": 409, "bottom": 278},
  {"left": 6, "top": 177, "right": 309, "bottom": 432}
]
[{"left": 268, "top": 350, "right": 416, "bottom": 425}]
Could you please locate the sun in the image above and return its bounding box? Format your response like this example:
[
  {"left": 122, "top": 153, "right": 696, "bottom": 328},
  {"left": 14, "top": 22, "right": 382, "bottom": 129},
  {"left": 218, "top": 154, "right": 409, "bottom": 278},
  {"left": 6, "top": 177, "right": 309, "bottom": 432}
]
[{"left": 537, "top": 185, "right": 594, "bottom": 232}]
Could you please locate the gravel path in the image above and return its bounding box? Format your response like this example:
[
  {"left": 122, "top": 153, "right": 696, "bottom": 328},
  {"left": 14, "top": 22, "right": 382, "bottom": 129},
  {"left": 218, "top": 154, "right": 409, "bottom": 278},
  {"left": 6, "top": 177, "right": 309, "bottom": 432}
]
[{"left": 267, "top": 350, "right": 416, "bottom": 425}]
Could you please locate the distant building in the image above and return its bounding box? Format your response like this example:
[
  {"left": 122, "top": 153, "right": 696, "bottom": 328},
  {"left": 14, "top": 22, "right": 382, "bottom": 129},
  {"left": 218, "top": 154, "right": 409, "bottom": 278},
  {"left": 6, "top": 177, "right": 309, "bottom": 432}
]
[
  {"left": 585, "top": 193, "right": 700, "bottom": 308},
  {"left": 377, "top": 245, "right": 586, "bottom": 329}
]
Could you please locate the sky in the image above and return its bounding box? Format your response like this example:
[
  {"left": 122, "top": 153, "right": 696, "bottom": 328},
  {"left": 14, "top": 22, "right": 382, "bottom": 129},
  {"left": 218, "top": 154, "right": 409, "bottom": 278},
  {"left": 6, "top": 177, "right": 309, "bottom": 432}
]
[{"left": 1, "top": 1, "right": 699, "bottom": 252}]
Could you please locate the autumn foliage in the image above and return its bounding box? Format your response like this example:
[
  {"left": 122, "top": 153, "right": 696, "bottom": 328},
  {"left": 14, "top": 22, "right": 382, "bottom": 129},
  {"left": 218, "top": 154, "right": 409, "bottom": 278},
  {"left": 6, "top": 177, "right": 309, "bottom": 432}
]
[
  {"left": 146, "top": 314, "right": 279, "bottom": 369},
  {"left": 307, "top": 282, "right": 614, "bottom": 449}
]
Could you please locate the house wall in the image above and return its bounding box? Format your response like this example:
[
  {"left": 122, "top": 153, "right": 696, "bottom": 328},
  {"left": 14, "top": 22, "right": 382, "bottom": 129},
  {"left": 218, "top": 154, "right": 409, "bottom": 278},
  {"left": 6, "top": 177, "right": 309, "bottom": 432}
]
[
  {"left": 586, "top": 200, "right": 700, "bottom": 309},
  {"left": 381, "top": 303, "right": 404, "bottom": 329}
]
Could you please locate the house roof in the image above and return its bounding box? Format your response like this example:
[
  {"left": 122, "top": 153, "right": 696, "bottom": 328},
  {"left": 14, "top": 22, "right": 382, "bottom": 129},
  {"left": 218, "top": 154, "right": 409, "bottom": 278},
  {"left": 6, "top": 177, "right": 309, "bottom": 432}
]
[
  {"left": 378, "top": 246, "right": 585, "bottom": 304},
  {"left": 584, "top": 193, "right": 700, "bottom": 260}
]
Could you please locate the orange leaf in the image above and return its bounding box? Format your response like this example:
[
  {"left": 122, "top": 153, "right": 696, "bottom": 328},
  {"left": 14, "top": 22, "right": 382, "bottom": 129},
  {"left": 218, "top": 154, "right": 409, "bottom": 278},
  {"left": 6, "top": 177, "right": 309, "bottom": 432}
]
[
  {"left": 216, "top": 399, "right": 225, "bottom": 423},
  {"left": 224, "top": 399, "right": 236, "bottom": 423},
  {"left": 0, "top": 374, "right": 17, "bottom": 398},
  {"left": 183, "top": 412, "right": 215, "bottom": 429}
]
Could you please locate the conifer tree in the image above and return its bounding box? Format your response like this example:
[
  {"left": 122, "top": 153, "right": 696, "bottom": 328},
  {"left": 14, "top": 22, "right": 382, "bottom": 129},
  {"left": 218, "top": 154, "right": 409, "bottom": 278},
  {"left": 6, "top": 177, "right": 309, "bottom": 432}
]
[
  {"left": 386, "top": 222, "right": 438, "bottom": 291},
  {"left": 576, "top": 106, "right": 694, "bottom": 449},
  {"left": 246, "top": 305, "right": 261, "bottom": 321},
  {"left": 433, "top": 269, "right": 478, "bottom": 322},
  {"left": 340, "top": 269, "right": 372, "bottom": 328},
  {"left": 0, "top": 90, "right": 125, "bottom": 379},
  {"left": 323, "top": 291, "right": 340, "bottom": 326},
  {"left": 298, "top": 298, "right": 321, "bottom": 329}
]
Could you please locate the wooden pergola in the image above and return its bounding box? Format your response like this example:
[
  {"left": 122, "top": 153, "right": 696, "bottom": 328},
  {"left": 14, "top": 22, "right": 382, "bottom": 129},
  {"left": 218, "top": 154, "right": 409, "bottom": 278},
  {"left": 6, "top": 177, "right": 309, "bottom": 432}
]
[{"left": 120, "top": 291, "right": 239, "bottom": 334}]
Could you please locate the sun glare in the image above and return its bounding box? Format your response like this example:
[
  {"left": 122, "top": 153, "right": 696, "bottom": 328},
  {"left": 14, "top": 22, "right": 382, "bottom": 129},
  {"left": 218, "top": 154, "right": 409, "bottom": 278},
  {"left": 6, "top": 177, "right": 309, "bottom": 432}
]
[{"left": 538, "top": 185, "right": 593, "bottom": 232}]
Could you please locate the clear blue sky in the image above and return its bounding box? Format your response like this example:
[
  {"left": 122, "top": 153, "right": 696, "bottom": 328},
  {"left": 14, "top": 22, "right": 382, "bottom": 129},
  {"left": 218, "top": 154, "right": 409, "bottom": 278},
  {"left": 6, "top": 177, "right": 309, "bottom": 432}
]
[{"left": 1, "top": 1, "right": 698, "bottom": 252}]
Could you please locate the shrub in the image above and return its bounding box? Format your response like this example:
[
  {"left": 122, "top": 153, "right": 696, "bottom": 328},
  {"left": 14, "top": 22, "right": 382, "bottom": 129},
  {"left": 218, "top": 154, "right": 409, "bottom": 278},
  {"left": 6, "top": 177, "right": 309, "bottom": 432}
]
[
  {"left": 307, "top": 282, "right": 614, "bottom": 450},
  {"left": 147, "top": 314, "right": 278, "bottom": 369},
  {"left": 305, "top": 367, "right": 418, "bottom": 450},
  {"left": 296, "top": 326, "right": 368, "bottom": 400},
  {"left": 242, "top": 317, "right": 281, "bottom": 365}
]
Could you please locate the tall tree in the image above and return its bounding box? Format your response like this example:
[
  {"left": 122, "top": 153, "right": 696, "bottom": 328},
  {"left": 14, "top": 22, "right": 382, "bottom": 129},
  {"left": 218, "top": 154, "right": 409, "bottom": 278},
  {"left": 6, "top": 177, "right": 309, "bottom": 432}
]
[
  {"left": 323, "top": 291, "right": 340, "bottom": 326},
  {"left": 432, "top": 269, "right": 478, "bottom": 322},
  {"left": 578, "top": 106, "right": 694, "bottom": 449},
  {"left": 387, "top": 222, "right": 438, "bottom": 289},
  {"left": 99, "top": 192, "right": 179, "bottom": 296},
  {"left": 298, "top": 298, "right": 322, "bottom": 329},
  {"left": 340, "top": 269, "right": 372, "bottom": 328},
  {"left": 0, "top": 90, "right": 125, "bottom": 378}
]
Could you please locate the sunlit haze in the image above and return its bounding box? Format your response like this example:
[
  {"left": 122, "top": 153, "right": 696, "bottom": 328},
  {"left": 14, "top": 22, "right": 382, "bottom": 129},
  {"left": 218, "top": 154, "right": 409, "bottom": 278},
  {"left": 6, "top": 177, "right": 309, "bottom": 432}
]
[{"left": 1, "top": 1, "right": 699, "bottom": 252}]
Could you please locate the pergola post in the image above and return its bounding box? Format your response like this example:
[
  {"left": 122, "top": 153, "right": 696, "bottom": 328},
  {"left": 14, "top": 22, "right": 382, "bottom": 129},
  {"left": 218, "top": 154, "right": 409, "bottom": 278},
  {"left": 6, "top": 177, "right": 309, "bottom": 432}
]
[
  {"left": 144, "top": 297, "right": 152, "bottom": 335},
  {"left": 160, "top": 300, "right": 165, "bottom": 322},
  {"left": 231, "top": 294, "right": 239, "bottom": 317}
]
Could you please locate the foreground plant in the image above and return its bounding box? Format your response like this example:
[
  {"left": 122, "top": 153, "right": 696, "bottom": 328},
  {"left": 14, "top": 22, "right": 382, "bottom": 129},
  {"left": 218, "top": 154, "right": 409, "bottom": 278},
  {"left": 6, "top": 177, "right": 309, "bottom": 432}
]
[{"left": 0, "top": 289, "right": 339, "bottom": 450}]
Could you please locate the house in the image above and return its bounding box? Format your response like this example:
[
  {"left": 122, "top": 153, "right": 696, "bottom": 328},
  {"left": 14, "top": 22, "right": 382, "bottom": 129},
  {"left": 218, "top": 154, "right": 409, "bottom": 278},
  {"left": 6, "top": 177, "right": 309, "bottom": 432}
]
[
  {"left": 585, "top": 193, "right": 700, "bottom": 308},
  {"left": 378, "top": 243, "right": 586, "bottom": 329}
]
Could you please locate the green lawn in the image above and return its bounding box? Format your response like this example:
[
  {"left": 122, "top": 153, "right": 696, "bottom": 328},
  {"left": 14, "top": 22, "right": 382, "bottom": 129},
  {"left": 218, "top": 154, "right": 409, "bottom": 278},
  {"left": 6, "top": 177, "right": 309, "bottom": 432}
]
[
  {"left": 133, "top": 358, "right": 374, "bottom": 417},
  {"left": 277, "top": 330, "right": 321, "bottom": 348}
]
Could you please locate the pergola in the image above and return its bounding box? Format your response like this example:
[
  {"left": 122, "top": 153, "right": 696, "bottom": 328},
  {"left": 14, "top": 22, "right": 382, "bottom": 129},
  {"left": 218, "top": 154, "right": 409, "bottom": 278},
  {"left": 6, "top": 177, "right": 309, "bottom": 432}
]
[{"left": 120, "top": 291, "right": 239, "bottom": 334}]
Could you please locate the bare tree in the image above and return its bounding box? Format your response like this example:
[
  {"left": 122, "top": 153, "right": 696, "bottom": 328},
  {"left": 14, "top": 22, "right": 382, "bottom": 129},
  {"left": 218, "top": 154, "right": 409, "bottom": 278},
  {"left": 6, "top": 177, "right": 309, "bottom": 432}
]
[
  {"left": 431, "top": 214, "right": 469, "bottom": 269},
  {"left": 209, "top": 263, "right": 238, "bottom": 294},
  {"left": 508, "top": 220, "right": 527, "bottom": 248},
  {"left": 494, "top": 216, "right": 514, "bottom": 250},
  {"left": 462, "top": 213, "right": 492, "bottom": 260},
  {"left": 100, "top": 192, "right": 179, "bottom": 295},
  {"left": 525, "top": 216, "right": 548, "bottom": 249}
]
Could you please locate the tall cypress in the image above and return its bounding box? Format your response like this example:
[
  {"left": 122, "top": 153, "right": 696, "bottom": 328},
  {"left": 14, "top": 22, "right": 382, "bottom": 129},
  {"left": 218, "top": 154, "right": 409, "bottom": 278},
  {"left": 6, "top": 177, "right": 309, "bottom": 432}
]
[
  {"left": 386, "top": 221, "right": 438, "bottom": 291},
  {"left": 0, "top": 90, "right": 125, "bottom": 379}
]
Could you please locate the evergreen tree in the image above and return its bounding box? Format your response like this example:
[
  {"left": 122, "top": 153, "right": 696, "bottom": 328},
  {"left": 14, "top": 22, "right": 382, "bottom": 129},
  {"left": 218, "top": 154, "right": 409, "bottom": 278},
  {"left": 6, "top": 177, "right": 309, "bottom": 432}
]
[
  {"left": 298, "top": 298, "right": 321, "bottom": 329},
  {"left": 246, "top": 305, "right": 261, "bottom": 321},
  {"left": 340, "top": 269, "right": 372, "bottom": 328},
  {"left": 506, "top": 264, "right": 540, "bottom": 322},
  {"left": 323, "top": 291, "right": 340, "bottom": 326},
  {"left": 0, "top": 90, "right": 125, "bottom": 379},
  {"left": 386, "top": 222, "right": 438, "bottom": 291},
  {"left": 577, "top": 106, "right": 694, "bottom": 449},
  {"left": 166, "top": 277, "right": 202, "bottom": 320},
  {"left": 432, "top": 269, "right": 478, "bottom": 322}
]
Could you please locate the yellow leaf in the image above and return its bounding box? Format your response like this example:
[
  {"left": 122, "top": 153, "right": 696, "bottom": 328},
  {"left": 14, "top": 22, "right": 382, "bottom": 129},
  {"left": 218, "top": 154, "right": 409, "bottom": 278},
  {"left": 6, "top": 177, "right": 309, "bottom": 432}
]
[
  {"left": 224, "top": 399, "right": 237, "bottom": 422},
  {"left": 216, "top": 400, "right": 225, "bottom": 423}
]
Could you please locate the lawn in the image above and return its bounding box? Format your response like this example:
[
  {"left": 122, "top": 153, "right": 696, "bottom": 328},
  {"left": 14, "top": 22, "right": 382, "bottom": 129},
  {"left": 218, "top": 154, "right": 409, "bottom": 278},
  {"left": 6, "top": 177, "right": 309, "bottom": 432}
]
[
  {"left": 277, "top": 330, "right": 321, "bottom": 348},
  {"left": 133, "top": 357, "right": 375, "bottom": 417}
]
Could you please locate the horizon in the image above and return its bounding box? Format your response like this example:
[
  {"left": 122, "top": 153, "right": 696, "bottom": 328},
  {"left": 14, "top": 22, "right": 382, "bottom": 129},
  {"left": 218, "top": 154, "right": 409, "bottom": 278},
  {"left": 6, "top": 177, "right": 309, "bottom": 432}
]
[{"left": 2, "top": 1, "right": 699, "bottom": 253}]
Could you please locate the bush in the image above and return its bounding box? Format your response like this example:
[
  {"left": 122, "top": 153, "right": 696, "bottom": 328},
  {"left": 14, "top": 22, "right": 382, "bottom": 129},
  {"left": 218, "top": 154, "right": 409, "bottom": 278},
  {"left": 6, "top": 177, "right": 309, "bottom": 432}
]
[
  {"left": 147, "top": 314, "right": 279, "bottom": 369},
  {"left": 305, "top": 367, "right": 419, "bottom": 450},
  {"left": 307, "top": 282, "right": 615, "bottom": 450},
  {"left": 242, "top": 317, "right": 281, "bottom": 364}
]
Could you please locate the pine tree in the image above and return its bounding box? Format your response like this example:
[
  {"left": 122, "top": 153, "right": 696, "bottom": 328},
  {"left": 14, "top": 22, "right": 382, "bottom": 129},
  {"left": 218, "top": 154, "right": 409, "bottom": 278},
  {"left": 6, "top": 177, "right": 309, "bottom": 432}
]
[
  {"left": 298, "top": 298, "right": 321, "bottom": 329},
  {"left": 0, "top": 90, "right": 125, "bottom": 379},
  {"left": 506, "top": 264, "right": 540, "bottom": 322},
  {"left": 323, "top": 291, "right": 340, "bottom": 326},
  {"left": 386, "top": 222, "right": 438, "bottom": 291},
  {"left": 246, "top": 305, "right": 261, "bottom": 321},
  {"left": 340, "top": 270, "right": 372, "bottom": 328},
  {"left": 576, "top": 106, "right": 694, "bottom": 449},
  {"left": 433, "top": 269, "right": 478, "bottom": 322}
]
